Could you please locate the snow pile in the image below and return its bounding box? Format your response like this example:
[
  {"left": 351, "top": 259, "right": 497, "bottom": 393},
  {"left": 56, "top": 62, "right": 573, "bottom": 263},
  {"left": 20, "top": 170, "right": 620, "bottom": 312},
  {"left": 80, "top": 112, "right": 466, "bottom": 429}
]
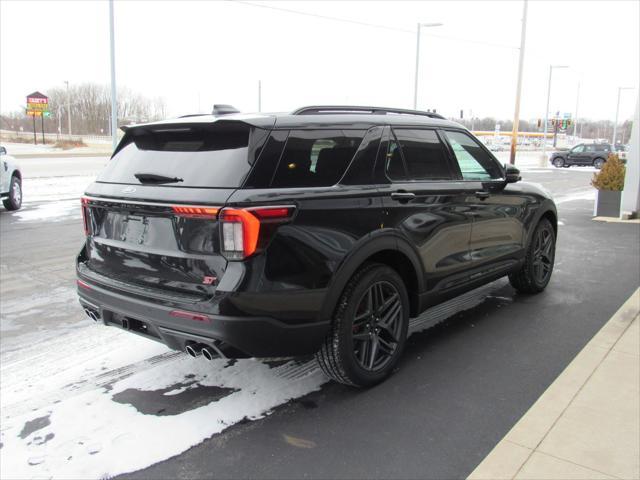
[{"left": 0, "top": 323, "right": 326, "bottom": 479}]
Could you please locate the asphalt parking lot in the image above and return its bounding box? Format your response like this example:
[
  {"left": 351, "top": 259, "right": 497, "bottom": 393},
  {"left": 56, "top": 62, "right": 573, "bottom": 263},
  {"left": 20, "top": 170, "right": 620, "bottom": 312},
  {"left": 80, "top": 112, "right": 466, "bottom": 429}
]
[{"left": 1, "top": 159, "right": 638, "bottom": 479}]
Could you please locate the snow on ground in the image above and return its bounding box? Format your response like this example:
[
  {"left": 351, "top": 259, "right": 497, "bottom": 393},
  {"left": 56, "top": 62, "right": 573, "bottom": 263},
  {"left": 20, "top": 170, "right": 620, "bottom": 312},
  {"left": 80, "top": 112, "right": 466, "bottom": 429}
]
[
  {"left": 13, "top": 176, "right": 94, "bottom": 223},
  {"left": 0, "top": 322, "right": 326, "bottom": 479}
]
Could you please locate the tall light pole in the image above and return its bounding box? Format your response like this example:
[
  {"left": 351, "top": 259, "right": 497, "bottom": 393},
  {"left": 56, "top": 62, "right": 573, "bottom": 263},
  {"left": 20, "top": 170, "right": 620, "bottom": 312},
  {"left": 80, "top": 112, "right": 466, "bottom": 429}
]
[
  {"left": 258, "top": 80, "right": 262, "bottom": 112},
  {"left": 542, "top": 65, "right": 568, "bottom": 159},
  {"left": 64, "top": 80, "right": 71, "bottom": 137},
  {"left": 413, "top": 22, "right": 443, "bottom": 110},
  {"left": 612, "top": 86, "right": 634, "bottom": 146},
  {"left": 509, "top": 0, "right": 528, "bottom": 165},
  {"left": 573, "top": 81, "right": 580, "bottom": 141},
  {"left": 109, "top": 0, "right": 118, "bottom": 151}
]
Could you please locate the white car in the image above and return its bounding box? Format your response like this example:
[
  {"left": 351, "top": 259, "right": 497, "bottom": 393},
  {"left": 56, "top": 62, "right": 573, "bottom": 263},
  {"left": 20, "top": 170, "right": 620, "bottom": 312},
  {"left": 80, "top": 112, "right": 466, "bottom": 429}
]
[{"left": 0, "top": 146, "right": 23, "bottom": 211}]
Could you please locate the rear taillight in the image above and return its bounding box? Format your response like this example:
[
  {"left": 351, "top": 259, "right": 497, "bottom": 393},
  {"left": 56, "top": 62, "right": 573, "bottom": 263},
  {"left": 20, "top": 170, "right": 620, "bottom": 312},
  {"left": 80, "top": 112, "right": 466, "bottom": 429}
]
[
  {"left": 172, "top": 205, "right": 219, "bottom": 218},
  {"left": 81, "top": 197, "right": 91, "bottom": 235},
  {"left": 219, "top": 206, "right": 295, "bottom": 260}
]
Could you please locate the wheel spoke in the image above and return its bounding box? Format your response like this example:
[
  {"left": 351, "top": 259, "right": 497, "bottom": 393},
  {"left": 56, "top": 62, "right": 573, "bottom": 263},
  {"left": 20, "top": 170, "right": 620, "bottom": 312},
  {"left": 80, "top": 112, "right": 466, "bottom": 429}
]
[{"left": 367, "top": 337, "right": 379, "bottom": 370}]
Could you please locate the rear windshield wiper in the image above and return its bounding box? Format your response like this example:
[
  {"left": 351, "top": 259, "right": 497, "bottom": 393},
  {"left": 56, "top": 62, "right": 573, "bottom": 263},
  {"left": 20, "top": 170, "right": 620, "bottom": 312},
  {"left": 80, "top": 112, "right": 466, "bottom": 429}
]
[{"left": 134, "top": 173, "right": 184, "bottom": 184}]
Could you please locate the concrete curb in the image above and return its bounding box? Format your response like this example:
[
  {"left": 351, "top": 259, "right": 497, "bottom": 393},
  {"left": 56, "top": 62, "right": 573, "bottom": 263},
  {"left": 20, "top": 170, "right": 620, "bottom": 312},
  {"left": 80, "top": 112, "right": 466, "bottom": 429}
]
[{"left": 468, "top": 288, "right": 640, "bottom": 480}]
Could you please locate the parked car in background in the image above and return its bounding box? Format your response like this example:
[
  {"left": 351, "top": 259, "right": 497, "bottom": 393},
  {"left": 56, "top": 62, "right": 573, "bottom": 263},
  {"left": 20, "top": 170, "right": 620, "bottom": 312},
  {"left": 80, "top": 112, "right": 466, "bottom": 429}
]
[
  {"left": 0, "top": 145, "right": 22, "bottom": 211},
  {"left": 550, "top": 143, "right": 613, "bottom": 169},
  {"left": 76, "top": 105, "right": 558, "bottom": 387}
]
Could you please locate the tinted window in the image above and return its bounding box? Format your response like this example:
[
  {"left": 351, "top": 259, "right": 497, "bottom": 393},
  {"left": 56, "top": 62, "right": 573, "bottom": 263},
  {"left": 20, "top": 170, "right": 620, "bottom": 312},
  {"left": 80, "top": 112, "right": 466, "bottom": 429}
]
[
  {"left": 271, "top": 130, "right": 365, "bottom": 188},
  {"left": 99, "top": 123, "right": 252, "bottom": 188},
  {"left": 387, "top": 129, "right": 452, "bottom": 181},
  {"left": 243, "top": 130, "right": 288, "bottom": 188},
  {"left": 585, "top": 145, "right": 596, "bottom": 152},
  {"left": 572, "top": 145, "right": 585, "bottom": 153},
  {"left": 341, "top": 127, "right": 382, "bottom": 185},
  {"left": 444, "top": 130, "right": 503, "bottom": 180}
]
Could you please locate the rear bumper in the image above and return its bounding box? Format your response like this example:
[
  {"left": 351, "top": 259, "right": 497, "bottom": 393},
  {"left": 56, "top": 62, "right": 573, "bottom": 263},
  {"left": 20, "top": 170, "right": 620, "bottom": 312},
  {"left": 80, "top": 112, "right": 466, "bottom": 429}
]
[{"left": 77, "top": 277, "right": 330, "bottom": 358}]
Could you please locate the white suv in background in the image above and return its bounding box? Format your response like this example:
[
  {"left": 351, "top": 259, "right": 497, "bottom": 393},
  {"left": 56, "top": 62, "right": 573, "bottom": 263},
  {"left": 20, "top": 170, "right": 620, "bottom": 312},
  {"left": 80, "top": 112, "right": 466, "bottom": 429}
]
[{"left": 0, "top": 145, "right": 23, "bottom": 211}]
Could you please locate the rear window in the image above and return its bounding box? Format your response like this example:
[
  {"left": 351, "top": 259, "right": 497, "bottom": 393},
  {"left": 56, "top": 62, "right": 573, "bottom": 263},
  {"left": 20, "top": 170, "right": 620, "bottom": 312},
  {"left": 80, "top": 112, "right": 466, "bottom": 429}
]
[
  {"left": 97, "top": 123, "right": 253, "bottom": 188},
  {"left": 270, "top": 130, "right": 366, "bottom": 188}
]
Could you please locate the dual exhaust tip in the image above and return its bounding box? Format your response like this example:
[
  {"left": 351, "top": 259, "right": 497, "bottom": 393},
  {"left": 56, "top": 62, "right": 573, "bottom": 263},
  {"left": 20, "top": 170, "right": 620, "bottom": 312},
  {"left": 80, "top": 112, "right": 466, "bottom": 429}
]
[
  {"left": 84, "top": 307, "right": 100, "bottom": 322},
  {"left": 185, "top": 343, "right": 219, "bottom": 361}
]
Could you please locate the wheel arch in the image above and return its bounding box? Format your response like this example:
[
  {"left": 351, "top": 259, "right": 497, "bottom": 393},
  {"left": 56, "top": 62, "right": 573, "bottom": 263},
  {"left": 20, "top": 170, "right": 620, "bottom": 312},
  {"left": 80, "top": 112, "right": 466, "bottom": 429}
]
[
  {"left": 11, "top": 169, "right": 22, "bottom": 181},
  {"left": 319, "top": 232, "right": 425, "bottom": 321}
]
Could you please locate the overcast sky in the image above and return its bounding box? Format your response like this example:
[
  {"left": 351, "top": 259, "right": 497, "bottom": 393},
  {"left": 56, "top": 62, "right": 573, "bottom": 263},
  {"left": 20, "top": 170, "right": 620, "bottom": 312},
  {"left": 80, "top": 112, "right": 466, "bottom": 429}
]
[{"left": 1, "top": 0, "right": 638, "bottom": 123}]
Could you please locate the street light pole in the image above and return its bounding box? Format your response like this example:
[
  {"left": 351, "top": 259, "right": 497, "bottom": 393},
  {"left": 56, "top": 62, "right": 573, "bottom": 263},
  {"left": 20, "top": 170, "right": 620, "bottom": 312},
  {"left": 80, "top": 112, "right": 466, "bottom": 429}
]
[
  {"left": 413, "top": 22, "right": 443, "bottom": 110},
  {"left": 509, "top": 0, "right": 528, "bottom": 165},
  {"left": 542, "top": 65, "right": 568, "bottom": 160},
  {"left": 109, "top": 0, "right": 118, "bottom": 151},
  {"left": 573, "top": 81, "right": 580, "bottom": 141},
  {"left": 612, "top": 87, "right": 634, "bottom": 147},
  {"left": 64, "top": 80, "right": 71, "bottom": 137}
]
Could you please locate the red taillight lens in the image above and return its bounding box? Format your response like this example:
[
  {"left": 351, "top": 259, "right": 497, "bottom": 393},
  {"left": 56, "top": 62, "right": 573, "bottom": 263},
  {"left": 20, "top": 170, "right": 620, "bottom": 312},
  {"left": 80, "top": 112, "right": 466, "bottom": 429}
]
[
  {"left": 77, "top": 279, "right": 92, "bottom": 290},
  {"left": 81, "top": 197, "right": 91, "bottom": 236},
  {"left": 219, "top": 206, "right": 294, "bottom": 260},
  {"left": 172, "top": 205, "right": 219, "bottom": 218},
  {"left": 170, "top": 309, "right": 210, "bottom": 323}
]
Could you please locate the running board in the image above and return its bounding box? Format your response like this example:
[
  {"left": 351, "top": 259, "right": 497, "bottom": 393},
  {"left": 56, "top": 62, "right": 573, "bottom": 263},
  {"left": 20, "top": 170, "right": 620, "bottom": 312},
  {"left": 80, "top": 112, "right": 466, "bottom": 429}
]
[{"left": 408, "top": 283, "right": 499, "bottom": 336}]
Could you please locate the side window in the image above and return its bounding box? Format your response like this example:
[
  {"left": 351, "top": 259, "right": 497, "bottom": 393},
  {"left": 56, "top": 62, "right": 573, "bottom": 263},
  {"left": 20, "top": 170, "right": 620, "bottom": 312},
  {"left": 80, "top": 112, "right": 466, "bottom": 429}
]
[
  {"left": 271, "top": 130, "right": 365, "bottom": 188},
  {"left": 341, "top": 127, "right": 382, "bottom": 185},
  {"left": 572, "top": 144, "right": 585, "bottom": 153},
  {"left": 444, "top": 130, "right": 503, "bottom": 180},
  {"left": 585, "top": 145, "right": 595, "bottom": 152},
  {"left": 387, "top": 128, "right": 452, "bottom": 181}
]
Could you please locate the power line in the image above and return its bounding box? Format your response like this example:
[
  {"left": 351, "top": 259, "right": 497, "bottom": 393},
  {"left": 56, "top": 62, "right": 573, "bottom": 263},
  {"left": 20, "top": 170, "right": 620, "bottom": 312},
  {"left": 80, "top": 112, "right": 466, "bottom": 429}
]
[{"left": 232, "top": 1, "right": 518, "bottom": 50}]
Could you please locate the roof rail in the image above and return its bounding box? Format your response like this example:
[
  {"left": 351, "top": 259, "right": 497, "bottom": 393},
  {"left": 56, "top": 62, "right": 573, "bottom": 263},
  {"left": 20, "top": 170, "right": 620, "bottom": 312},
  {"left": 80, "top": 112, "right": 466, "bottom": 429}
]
[{"left": 291, "top": 105, "right": 446, "bottom": 120}]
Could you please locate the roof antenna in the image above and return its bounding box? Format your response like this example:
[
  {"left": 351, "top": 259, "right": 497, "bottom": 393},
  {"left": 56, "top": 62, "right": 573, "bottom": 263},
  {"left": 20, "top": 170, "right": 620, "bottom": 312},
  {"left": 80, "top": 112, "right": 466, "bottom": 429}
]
[{"left": 212, "top": 104, "right": 240, "bottom": 116}]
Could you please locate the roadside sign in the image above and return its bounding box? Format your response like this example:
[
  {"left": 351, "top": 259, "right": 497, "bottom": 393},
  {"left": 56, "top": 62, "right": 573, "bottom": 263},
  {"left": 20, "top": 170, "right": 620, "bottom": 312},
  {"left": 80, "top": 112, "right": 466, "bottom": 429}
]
[
  {"left": 25, "top": 91, "right": 49, "bottom": 145},
  {"left": 26, "top": 91, "right": 49, "bottom": 114}
]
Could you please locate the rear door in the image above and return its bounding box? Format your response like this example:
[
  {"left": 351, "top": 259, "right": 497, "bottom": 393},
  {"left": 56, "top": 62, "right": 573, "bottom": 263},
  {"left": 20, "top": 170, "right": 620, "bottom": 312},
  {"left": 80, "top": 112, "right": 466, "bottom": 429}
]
[
  {"left": 441, "top": 129, "right": 527, "bottom": 277},
  {"left": 80, "top": 121, "right": 267, "bottom": 299},
  {"left": 376, "top": 127, "right": 475, "bottom": 294}
]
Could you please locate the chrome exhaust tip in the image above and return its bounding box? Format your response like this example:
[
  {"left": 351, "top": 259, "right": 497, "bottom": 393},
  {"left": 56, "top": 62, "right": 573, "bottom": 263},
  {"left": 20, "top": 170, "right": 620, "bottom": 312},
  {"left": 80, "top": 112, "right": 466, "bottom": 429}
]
[
  {"left": 201, "top": 346, "right": 218, "bottom": 361},
  {"left": 84, "top": 308, "right": 99, "bottom": 322},
  {"left": 185, "top": 344, "right": 202, "bottom": 358}
]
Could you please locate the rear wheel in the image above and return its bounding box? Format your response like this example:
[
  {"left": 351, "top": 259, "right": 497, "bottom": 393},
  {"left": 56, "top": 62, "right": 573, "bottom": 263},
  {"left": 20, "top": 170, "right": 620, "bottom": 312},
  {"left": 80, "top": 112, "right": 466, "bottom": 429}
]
[
  {"left": 509, "top": 218, "right": 555, "bottom": 294},
  {"left": 315, "top": 263, "right": 409, "bottom": 387},
  {"left": 593, "top": 157, "right": 605, "bottom": 169},
  {"left": 3, "top": 175, "right": 22, "bottom": 211},
  {"left": 552, "top": 157, "right": 564, "bottom": 168}
]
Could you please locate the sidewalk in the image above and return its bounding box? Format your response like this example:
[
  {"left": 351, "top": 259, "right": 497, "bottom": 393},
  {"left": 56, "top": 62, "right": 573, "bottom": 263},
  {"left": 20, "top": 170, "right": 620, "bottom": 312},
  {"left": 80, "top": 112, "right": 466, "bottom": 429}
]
[{"left": 469, "top": 288, "right": 640, "bottom": 480}]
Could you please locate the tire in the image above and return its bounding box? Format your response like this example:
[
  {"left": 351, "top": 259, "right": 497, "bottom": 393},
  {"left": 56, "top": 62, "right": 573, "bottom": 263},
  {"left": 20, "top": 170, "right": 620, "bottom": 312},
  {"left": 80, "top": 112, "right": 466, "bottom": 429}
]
[
  {"left": 509, "top": 218, "right": 555, "bottom": 294},
  {"left": 593, "top": 157, "right": 605, "bottom": 169},
  {"left": 315, "top": 263, "right": 409, "bottom": 387},
  {"left": 552, "top": 157, "right": 564, "bottom": 168},
  {"left": 3, "top": 175, "right": 22, "bottom": 211}
]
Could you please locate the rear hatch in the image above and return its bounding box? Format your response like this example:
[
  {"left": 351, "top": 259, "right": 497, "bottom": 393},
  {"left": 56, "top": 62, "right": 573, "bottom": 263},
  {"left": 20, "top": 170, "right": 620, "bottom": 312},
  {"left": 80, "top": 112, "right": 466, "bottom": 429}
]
[{"left": 79, "top": 120, "right": 269, "bottom": 300}]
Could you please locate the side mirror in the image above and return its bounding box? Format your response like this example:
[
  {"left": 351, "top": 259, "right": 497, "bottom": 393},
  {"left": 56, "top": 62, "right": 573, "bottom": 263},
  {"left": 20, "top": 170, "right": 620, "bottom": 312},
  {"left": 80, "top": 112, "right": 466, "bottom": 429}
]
[
  {"left": 0, "top": 147, "right": 6, "bottom": 156},
  {"left": 504, "top": 164, "right": 521, "bottom": 184}
]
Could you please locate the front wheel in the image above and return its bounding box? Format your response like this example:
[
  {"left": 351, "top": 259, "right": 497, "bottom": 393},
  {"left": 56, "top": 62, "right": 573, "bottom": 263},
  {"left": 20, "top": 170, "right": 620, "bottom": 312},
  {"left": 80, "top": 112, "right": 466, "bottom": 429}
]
[
  {"left": 509, "top": 218, "right": 555, "bottom": 294},
  {"left": 315, "top": 263, "right": 409, "bottom": 387},
  {"left": 552, "top": 157, "right": 564, "bottom": 168},
  {"left": 3, "top": 175, "right": 22, "bottom": 211},
  {"left": 593, "top": 158, "right": 605, "bottom": 169}
]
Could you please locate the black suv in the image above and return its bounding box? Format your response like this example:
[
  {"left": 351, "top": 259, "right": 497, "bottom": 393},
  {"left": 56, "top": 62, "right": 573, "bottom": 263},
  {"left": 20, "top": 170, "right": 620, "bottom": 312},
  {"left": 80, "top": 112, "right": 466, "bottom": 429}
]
[
  {"left": 550, "top": 143, "right": 613, "bottom": 169},
  {"left": 76, "top": 106, "right": 557, "bottom": 387}
]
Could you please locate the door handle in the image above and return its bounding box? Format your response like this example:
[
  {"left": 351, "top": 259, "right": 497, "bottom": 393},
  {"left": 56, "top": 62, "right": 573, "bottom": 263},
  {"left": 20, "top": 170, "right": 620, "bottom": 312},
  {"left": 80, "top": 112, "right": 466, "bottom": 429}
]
[
  {"left": 475, "top": 191, "right": 490, "bottom": 199},
  {"left": 391, "top": 191, "right": 416, "bottom": 202}
]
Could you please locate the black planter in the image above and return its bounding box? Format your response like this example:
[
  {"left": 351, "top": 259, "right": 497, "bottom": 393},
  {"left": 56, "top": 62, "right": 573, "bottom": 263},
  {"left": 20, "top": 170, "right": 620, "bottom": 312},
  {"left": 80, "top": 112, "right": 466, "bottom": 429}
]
[{"left": 594, "top": 190, "right": 622, "bottom": 217}]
